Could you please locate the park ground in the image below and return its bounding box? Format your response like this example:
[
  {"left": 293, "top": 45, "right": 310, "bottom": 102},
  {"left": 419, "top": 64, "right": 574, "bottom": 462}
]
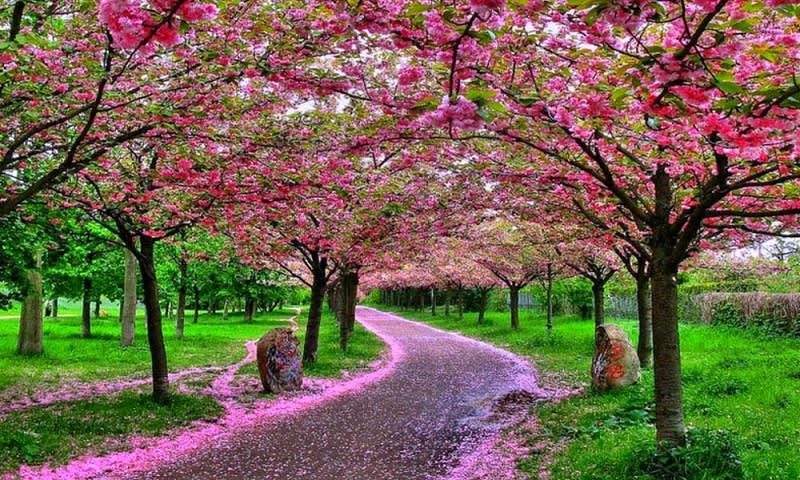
[
  {"left": 0, "top": 304, "right": 384, "bottom": 475},
  {"left": 375, "top": 305, "right": 800, "bottom": 480},
  {"left": 1, "top": 302, "right": 799, "bottom": 479}
]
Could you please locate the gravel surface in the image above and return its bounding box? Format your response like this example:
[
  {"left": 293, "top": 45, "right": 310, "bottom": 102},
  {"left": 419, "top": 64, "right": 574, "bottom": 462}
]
[{"left": 132, "top": 307, "right": 542, "bottom": 480}]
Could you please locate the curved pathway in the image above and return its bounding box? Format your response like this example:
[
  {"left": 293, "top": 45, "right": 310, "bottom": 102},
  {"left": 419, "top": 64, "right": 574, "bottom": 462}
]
[{"left": 133, "top": 307, "right": 547, "bottom": 480}]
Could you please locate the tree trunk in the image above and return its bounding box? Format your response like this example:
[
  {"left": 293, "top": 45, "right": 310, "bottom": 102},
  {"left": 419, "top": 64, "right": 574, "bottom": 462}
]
[
  {"left": 430, "top": 288, "right": 436, "bottom": 316},
  {"left": 94, "top": 299, "right": 101, "bottom": 318},
  {"left": 303, "top": 259, "right": 328, "bottom": 364},
  {"left": 52, "top": 297, "right": 58, "bottom": 320},
  {"left": 328, "top": 279, "right": 341, "bottom": 325},
  {"left": 175, "top": 260, "right": 187, "bottom": 339},
  {"left": 139, "top": 236, "right": 170, "bottom": 405},
  {"left": 193, "top": 286, "right": 200, "bottom": 324},
  {"left": 244, "top": 296, "right": 255, "bottom": 323},
  {"left": 81, "top": 277, "right": 92, "bottom": 338},
  {"left": 477, "top": 288, "right": 490, "bottom": 325},
  {"left": 121, "top": 249, "right": 137, "bottom": 347},
  {"left": 338, "top": 269, "right": 359, "bottom": 352},
  {"left": 457, "top": 287, "right": 464, "bottom": 321},
  {"left": 17, "top": 254, "right": 43, "bottom": 355},
  {"left": 208, "top": 300, "right": 216, "bottom": 315},
  {"left": 546, "top": 264, "right": 554, "bottom": 331},
  {"left": 651, "top": 249, "right": 685, "bottom": 447},
  {"left": 222, "top": 297, "right": 229, "bottom": 321},
  {"left": 444, "top": 289, "right": 451, "bottom": 317},
  {"left": 176, "top": 290, "right": 186, "bottom": 339},
  {"left": 592, "top": 282, "right": 605, "bottom": 329},
  {"left": 636, "top": 274, "right": 653, "bottom": 369},
  {"left": 509, "top": 286, "right": 520, "bottom": 330}
]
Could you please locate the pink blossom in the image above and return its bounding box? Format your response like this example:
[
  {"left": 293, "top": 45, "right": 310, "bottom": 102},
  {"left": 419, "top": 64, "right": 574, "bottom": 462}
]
[
  {"left": 469, "top": 0, "right": 505, "bottom": 15},
  {"left": 425, "top": 95, "right": 483, "bottom": 131},
  {"left": 397, "top": 66, "right": 425, "bottom": 87}
]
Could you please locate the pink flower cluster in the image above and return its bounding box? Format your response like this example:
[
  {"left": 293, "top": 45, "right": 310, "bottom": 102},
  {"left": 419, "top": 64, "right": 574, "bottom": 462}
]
[
  {"left": 397, "top": 66, "right": 425, "bottom": 87},
  {"left": 469, "top": 0, "right": 505, "bottom": 15},
  {"left": 425, "top": 95, "right": 483, "bottom": 131},
  {"left": 99, "top": 0, "right": 217, "bottom": 50}
]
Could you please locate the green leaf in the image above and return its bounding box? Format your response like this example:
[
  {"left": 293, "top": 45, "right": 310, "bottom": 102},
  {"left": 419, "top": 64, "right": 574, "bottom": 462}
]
[
  {"left": 467, "top": 29, "right": 497, "bottom": 45},
  {"left": 464, "top": 87, "right": 497, "bottom": 106},
  {"left": 712, "top": 79, "right": 744, "bottom": 95},
  {"left": 611, "top": 87, "right": 629, "bottom": 107},
  {"left": 486, "top": 101, "right": 508, "bottom": 114},
  {"left": 411, "top": 96, "right": 439, "bottom": 112}
]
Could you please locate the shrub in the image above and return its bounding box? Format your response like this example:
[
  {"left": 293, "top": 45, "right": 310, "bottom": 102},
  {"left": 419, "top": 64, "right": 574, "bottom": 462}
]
[
  {"left": 639, "top": 428, "right": 745, "bottom": 480},
  {"left": 700, "top": 292, "right": 800, "bottom": 337}
]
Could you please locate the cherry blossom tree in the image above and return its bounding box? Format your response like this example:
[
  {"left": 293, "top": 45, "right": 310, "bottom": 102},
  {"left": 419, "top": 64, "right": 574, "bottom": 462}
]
[{"left": 331, "top": 0, "right": 800, "bottom": 447}]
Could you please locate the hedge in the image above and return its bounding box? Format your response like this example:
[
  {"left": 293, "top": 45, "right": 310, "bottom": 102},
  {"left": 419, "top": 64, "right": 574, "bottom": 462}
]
[{"left": 700, "top": 292, "right": 800, "bottom": 337}]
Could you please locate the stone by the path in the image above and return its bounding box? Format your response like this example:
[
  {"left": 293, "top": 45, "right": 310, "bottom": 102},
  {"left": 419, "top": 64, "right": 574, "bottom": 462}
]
[
  {"left": 256, "top": 327, "right": 303, "bottom": 393},
  {"left": 591, "top": 324, "right": 640, "bottom": 392}
]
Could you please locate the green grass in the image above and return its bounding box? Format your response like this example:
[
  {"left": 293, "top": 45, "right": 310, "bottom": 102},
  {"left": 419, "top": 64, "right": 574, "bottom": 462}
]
[
  {"left": 378, "top": 305, "right": 800, "bottom": 480},
  {"left": 0, "top": 307, "right": 296, "bottom": 393},
  {"left": 0, "top": 390, "right": 223, "bottom": 473}
]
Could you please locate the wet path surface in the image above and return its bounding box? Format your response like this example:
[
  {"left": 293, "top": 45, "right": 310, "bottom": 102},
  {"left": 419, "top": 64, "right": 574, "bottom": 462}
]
[{"left": 135, "top": 307, "right": 539, "bottom": 480}]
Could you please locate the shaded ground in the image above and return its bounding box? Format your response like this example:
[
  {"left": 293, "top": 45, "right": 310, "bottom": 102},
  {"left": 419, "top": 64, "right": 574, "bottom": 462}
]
[{"left": 132, "top": 307, "right": 543, "bottom": 480}]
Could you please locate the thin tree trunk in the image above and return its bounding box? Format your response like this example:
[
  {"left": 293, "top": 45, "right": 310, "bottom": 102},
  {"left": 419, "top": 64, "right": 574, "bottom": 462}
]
[
  {"left": 52, "top": 297, "right": 58, "bottom": 320},
  {"left": 477, "top": 288, "right": 490, "bottom": 325},
  {"left": 444, "top": 289, "right": 451, "bottom": 317},
  {"left": 303, "top": 259, "right": 328, "bottom": 364},
  {"left": 546, "top": 264, "right": 554, "bottom": 331},
  {"left": 430, "top": 288, "right": 436, "bottom": 316},
  {"left": 244, "top": 296, "right": 255, "bottom": 323},
  {"left": 509, "top": 286, "right": 520, "bottom": 330},
  {"left": 94, "top": 299, "right": 101, "bottom": 318},
  {"left": 193, "top": 286, "right": 200, "bottom": 324},
  {"left": 651, "top": 249, "right": 685, "bottom": 446},
  {"left": 17, "top": 253, "right": 43, "bottom": 355},
  {"left": 121, "top": 249, "right": 137, "bottom": 347},
  {"left": 175, "top": 260, "right": 187, "bottom": 339},
  {"left": 592, "top": 282, "right": 605, "bottom": 329},
  {"left": 81, "top": 277, "right": 92, "bottom": 338},
  {"left": 636, "top": 274, "right": 653, "bottom": 369},
  {"left": 222, "top": 297, "right": 228, "bottom": 321},
  {"left": 176, "top": 289, "right": 186, "bottom": 339},
  {"left": 339, "top": 269, "right": 359, "bottom": 352},
  {"left": 457, "top": 287, "right": 464, "bottom": 321},
  {"left": 139, "top": 236, "right": 170, "bottom": 405}
]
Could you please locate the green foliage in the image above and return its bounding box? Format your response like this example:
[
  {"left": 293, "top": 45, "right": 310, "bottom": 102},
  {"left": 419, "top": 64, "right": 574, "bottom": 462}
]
[
  {"left": 0, "top": 391, "right": 223, "bottom": 473},
  {"left": 530, "top": 277, "right": 593, "bottom": 318},
  {"left": 288, "top": 287, "right": 312, "bottom": 305},
  {"left": 705, "top": 293, "right": 800, "bottom": 337},
  {"left": 639, "top": 428, "right": 745, "bottom": 480}
]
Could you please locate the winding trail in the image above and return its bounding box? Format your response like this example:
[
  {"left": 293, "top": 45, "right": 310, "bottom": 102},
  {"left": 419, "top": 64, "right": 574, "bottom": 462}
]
[
  {"left": 6, "top": 307, "right": 574, "bottom": 480},
  {"left": 129, "top": 307, "right": 551, "bottom": 480}
]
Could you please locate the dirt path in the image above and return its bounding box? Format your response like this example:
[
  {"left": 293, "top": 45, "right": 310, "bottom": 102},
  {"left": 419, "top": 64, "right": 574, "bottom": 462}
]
[{"left": 128, "top": 307, "right": 551, "bottom": 480}]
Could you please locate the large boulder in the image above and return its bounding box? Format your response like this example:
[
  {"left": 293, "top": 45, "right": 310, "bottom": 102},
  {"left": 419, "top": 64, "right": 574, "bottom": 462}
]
[
  {"left": 256, "top": 327, "right": 303, "bottom": 393},
  {"left": 591, "top": 324, "right": 640, "bottom": 392}
]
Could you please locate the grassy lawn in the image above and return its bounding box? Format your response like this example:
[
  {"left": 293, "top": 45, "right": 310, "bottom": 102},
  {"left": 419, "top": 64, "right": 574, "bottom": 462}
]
[
  {"left": 0, "top": 391, "right": 223, "bottom": 473},
  {"left": 377, "top": 305, "right": 800, "bottom": 480},
  {"left": 0, "top": 304, "right": 384, "bottom": 475},
  {"left": 0, "top": 306, "right": 296, "bottom": 393}
]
